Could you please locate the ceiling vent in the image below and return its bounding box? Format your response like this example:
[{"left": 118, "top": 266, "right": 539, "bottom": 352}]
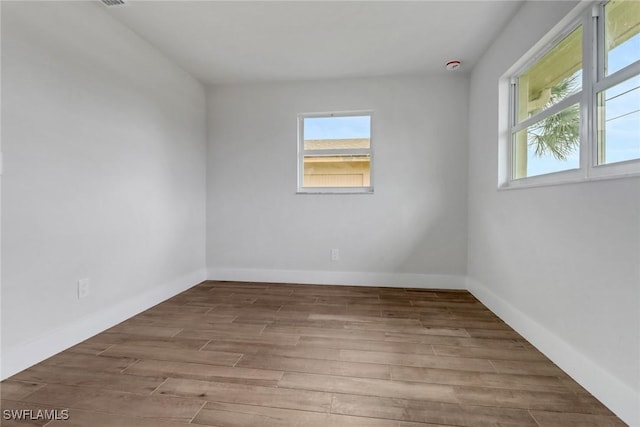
[{"left": 101, "top": 0, "right": 125, "bottom": 7}]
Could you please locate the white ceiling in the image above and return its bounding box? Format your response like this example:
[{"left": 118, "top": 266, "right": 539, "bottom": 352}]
[{"left": 104, "top": 1, "right": 523, "bottom": 85}]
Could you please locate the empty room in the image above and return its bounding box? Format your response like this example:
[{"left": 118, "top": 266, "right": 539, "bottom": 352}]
[{"left": 1, "top": 0, "right": 639, "bottom": 426}]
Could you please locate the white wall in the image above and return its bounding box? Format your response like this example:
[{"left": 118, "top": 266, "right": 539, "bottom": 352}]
[
  {"left": 4, "top": 1, "right": 635, "bottom": 422},
  {"left": 207, "top": 76, "right": 469, "bottom": 288},
  {"left": 1, "top": 1, "right": 207, "bottom": 378},
  {"left": 467, "top": 2, "right": 640, "bottom": 425}
]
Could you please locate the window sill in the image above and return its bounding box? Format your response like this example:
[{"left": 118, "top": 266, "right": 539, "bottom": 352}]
[
  {"left": 296, "top": 187, "right": 374, "bottom": 195},
  {"left": 498, "top": 167, "right": 640, "bottom": 191}
]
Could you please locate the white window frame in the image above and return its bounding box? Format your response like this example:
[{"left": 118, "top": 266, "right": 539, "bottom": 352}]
[
  {"left": 501, "top": 1, "right": 640, "bottom": 189},
  {"left": 297, "top": 111, "right": 374, "bottom": 194}
]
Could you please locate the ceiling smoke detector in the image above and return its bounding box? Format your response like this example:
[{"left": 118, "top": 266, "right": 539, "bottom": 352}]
[
  {"left": 101, "top": 0, "right": 125, "bottom": 7},
  {"left": 445, "top": 60, "right": 462, "bottom": 71}
]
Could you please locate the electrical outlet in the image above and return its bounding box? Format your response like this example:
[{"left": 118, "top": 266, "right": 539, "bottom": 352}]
[
  {"left": 331, "top": 248, "right": 340, "bottom": 262},
  {"left": 78, "top": 278, "right": 90, "bottom": 299}
]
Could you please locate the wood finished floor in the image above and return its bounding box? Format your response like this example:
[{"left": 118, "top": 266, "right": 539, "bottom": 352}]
[{"left": 1, "top": 281, "right": 626, "bottom": 427}]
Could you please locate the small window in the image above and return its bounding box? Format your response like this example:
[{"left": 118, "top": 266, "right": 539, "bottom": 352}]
[{"left": 297, "top": 112, "right": 373, "bottom": 194}]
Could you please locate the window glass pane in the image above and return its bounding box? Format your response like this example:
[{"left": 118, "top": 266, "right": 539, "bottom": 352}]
[
  {"left": 597, "top": 75, "right": 640, "bottom": 165},
  {"left": 516, "top": 26, "right": 582, "bottom": 122},
  {"left": 512, "top": 104, "right": 580, "bottom": 179},
  {"left": 303, "top": 155, "right": 371, "bottom": 187},
  {"left": 303, "top": 115, "right": 370, "bottom": 150},
  {"left": 605, "top": 0, "right": 640, "bottom": 76}
]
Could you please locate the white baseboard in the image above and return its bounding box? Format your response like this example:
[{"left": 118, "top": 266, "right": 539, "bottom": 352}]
[
  {"left": 3, "top": 267, "right": 635, "bottom": 425},
  {"left": 0, "top": 268, "right": 207, "bottom": 381},
  {"left": 208, "top": 267, "right": 466, "bottom": 290},
  {"left": 467, "top": 277, "right": 640, "bottom": 427}
]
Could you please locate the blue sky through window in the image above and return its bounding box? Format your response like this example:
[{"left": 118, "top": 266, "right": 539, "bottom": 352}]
[
  {"left": 602, "top": 31, "right": 640, "bottom": 164},
  {"left": 304, "top": 115, "right": 370, "bottom": 140}
]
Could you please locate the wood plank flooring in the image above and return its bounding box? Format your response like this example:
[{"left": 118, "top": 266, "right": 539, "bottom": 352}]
[{"left": 0, "top": 281, "right": 627, "bottom": 426}]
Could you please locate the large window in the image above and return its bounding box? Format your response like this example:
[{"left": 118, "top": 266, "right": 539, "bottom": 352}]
[
  {"left": 506, "top": 0, "right": 640, "bottom": 186},
  {"left": 297, "top": 112, "right": 373, "bottom": 193}
]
